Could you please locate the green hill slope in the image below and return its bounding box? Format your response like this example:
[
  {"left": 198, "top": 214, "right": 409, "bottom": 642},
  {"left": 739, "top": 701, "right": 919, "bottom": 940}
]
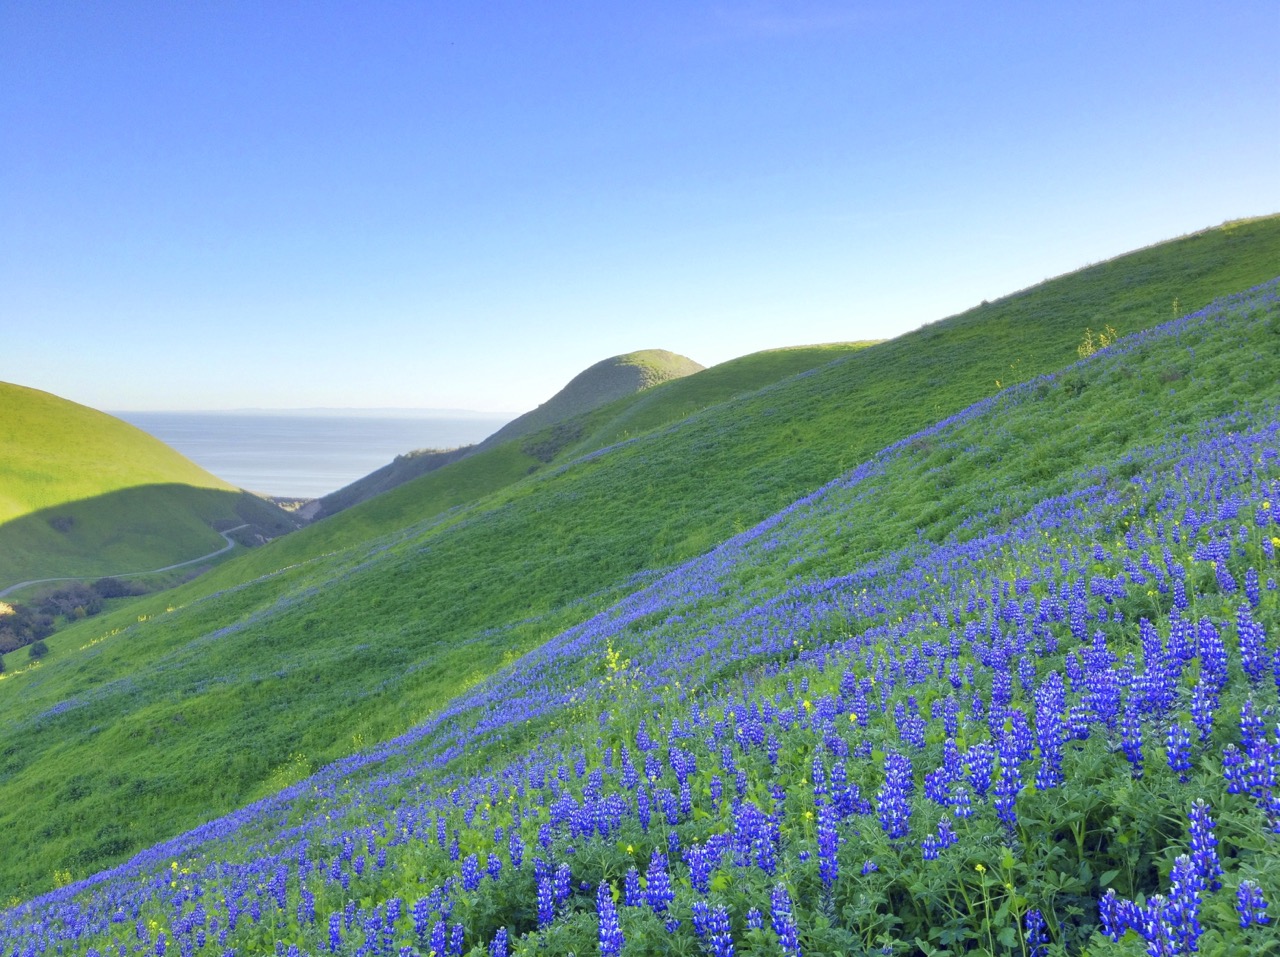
[
  {"left": 0, "top": 215, "right": 1276, "bottom": 897},
  {"left": 7, "top": 274, "right": 1277, "bottom": 955},
  {"left": 315, "top": 349, "right": 705, "bottom": 518},
  {"left": 313, "top": 342, "right": 874, "bottom": 529},
  {"left": 0, "top": 383, "right": 297, "bottom": 589},
  {"left": 474, "top": 348, "right": 705, "bottom": 451}
]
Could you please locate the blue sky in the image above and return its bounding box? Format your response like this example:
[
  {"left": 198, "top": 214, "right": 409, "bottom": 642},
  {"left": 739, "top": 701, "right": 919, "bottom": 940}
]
[{"left": 3, "top": 1, "right": 1276, "bottom": 413}]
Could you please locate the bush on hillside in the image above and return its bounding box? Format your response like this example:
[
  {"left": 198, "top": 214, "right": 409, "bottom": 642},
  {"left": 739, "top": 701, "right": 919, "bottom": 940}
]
[
  {"left": 39, "top": 583, "right": 103, "bottom": 619},
  {"left": 0, "top": 604, "right": 54, "bottom": 653},
  {"left": 91, "top": 577, "right": 145, "bottom": 599},
  {"left": 26, "top": 640, "right": 48, "bottom": 661}
]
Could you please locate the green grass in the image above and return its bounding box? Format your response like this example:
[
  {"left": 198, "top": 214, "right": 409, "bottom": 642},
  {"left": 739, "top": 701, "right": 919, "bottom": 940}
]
[
  {"left": 316, "top": 342, "right": 873, "bottom": 525},
  {"left": 0, "top": 382, "right": 234, "bottom": 519},
  {"left": 0, "top": 384, "right": 294, "bottom": 587},
  {"left": 475, "top": 348, "right": 706, "bottom": 450},
  {"left": 317, "top": 349, "right": 709, "bottom": 517},
  {"left": 0, "top": 214, "right": 1275, "bottom": 899}
]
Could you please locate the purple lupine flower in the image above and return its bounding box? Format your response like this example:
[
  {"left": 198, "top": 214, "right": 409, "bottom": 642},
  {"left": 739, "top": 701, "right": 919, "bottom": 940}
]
[
  {"left": 624, "top": 866, "right": 642, "bottom": 907},
  {"left": 1136, "top": 895, "right": 1177, "bottom": 955},
  {"left": 1121, "top": 707, "right": 1144, "bottom": 779},
  {"left": 489, "top": 927, "right": 508, "bottom": 957},
  {"left": 597, "top": 882, "right": 624, "bottom": 957},
  {"left": 994, "top": 733, "right": 1022, "bottom": 832},
  {"left": 554, "top": 862, "right": 573, "bottom": 905},
  {"left": 330, "top": 910, "right": 345, "bottom": 951},
  {"left": 298, "top": 887, "right": 315, "bottom": 925},
  {"left": 1166, "top": 723, "right": 1193, "bottom": 782},
  {"left": 1033, "top": 671, "right": 1066, "bottom": 790},
  {"left": 966, "top": 742, "right": 995, "bottom": 798},
  {"left": 429, "top": 921, "right": 448, "bottom": 957},
  {"left": 412, "top": 897, "right": 432, "bottom": 941},
  {"left": 644, "top": 850, "right": 674, "bottom": 914},
  {"left": 1215, "top": 561, "right": 1238, "bottom": 593},
  {"left": 1237, "top": 879, "right": 1270, "bottom": 928},
  {"left": 1198, "top": 619, "right": 1229, "bottom": 692},
  {"left": 1223, "top": 743, "right": 1248, "bottom": 794},
  {"left": 691, "top": 899, "right": 711, "bottom": 939},
  {"left": 508, "top": 831, "right": 524, "bottom": 870},
  {"left": 708, "top": 904, "right": 735, "bottom": 957},
  {"left": 1244, "top": 567, "right": 1262, "bottom": 608},
  {"left": 1239, "top": 606, "right": 1270, "bottom": 686},
  {"left": 1024, "top": 909, "right": 1048, "bottom": 957},
  {"left": 817, "top": 802, "right": 839, "bottom": 888},
  {"left": 877, "top": 751, "right": 913, "bottom": 840},
  {"left": 535, "top": 864, "right": 554, "bottom": 928},
  {"left": 770, "top": 884, "right": 802, "bottom": 957},
  {"left": 1188, "top": 800, "right": 1223, "bottom": 891},
  {"left": 746, "top": 907, "right": 764, "bottom": 930},
  {"left": 685, "top": 841, "right": 713, "bottom": 895},
  {"left": 1191, "top": 680, "right": 1217, "bottom": 742},
  {"left": 1166, "top": 854, "right": 1203, "bottom": 955},
  {"left": 461, "top": 853, "right": 481, "bottom": 892},
  {"left": 1240, "top": 698, "right": 1265, "bottom": 753},
  {"left": 1098, "top": 888, "right": 1128, "bottom": 942},
  {"left": 1244, "top": 735, "right": 1277, "bottom": 808}
]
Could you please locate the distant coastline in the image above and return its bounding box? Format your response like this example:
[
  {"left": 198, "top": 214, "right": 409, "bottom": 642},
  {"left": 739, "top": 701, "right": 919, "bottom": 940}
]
[{"left": 114, "top": 411, "right": 511, "bottom": 500}]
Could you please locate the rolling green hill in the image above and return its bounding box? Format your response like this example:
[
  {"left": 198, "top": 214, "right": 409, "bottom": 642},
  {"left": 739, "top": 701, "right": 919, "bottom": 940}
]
[
  {"left": 315, "top": 343, "right": 874, "bottom": 525},
  {"left": 314, "top": 349, "right": 706, "bottom": 518},
  {"left": 0, "top": 215, "right": 1276, "bottom": 898},
  {"left": 0, "top": 383, "right": 297, "bottom": 590},
  {"left": 473, "top": 348, "right": 705, "bottom": 451}
]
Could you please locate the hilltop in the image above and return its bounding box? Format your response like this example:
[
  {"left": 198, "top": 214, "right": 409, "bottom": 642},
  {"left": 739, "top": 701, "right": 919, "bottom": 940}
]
[
  {"left": 314, "top": 349, "right": 705, "bottom": 518},
  {"left": 0, "top": 383, "right": 297, "bottom": 591},
  {"left": 0, "top": 215, "right": 1276, "bottom": 902},
  {"left": 474, "top": 349, "right": 706, "bottom": 452},
  {"left": 314, "top": 345, "right": 869, "bottom": 521},
  {"left": 4, "top": 266, "right": 1279, "bottom": 954}
]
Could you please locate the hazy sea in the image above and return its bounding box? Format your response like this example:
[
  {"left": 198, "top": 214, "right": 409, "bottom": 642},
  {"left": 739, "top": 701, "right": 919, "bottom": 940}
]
[{"left": 114, "top": 412, "right": 511, "bottom": 499}]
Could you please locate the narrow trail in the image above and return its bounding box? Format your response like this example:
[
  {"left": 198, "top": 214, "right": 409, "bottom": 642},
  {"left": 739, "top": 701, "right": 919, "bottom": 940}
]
[{"left": 0, "top": 525, "right": 249, "bottom": 599}]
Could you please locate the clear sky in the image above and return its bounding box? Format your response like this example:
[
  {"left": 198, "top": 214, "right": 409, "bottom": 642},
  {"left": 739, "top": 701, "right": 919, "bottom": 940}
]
[{"left": 3, "top": 2, "right": 1277, "bottom": 414}]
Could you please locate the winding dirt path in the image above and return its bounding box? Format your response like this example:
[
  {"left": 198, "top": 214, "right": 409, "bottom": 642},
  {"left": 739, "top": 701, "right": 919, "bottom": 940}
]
[{"left": 0, "top": 524, "right": 249, "bottom": 599}]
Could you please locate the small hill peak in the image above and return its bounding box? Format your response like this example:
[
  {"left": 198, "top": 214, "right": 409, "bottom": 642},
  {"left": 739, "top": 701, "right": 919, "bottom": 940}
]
[{"left": 475, "top": 349, "right": 704, "bottom": 452}]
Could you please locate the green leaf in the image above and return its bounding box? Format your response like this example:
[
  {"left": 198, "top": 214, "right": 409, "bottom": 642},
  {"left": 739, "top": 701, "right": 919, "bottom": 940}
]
[{"left": 997, "top": 926, "right": 1019, "bottom": 948}]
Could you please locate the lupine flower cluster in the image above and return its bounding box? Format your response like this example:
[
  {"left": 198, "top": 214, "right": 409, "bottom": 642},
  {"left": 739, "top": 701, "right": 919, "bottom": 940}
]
[{"left": 0, "top": 283, "right": 1278, "bottom": 954}]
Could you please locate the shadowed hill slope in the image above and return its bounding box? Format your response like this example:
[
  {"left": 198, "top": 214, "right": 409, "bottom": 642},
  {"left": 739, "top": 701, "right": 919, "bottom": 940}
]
[
  {"left": 0, "top": 215, "right": 1276, "bottom": 897},
  {"left": 0, "top": 384, "right": 296, "bottom": 588}
]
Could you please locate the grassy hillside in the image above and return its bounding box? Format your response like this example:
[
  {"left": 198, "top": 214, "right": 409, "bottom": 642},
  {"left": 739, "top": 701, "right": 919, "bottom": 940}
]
[
  {"left": 316, "top": 350, "right": 705, "bottom": 518},
  {"left": 6, "top": 275, "right": 1279, "bottom": 955},
  {"left": 0, "top": 383, "right": 296, "bottom": 588},
  {"left": 0, "top": 216, "right": 1276, "bottom": 899},
  {"left": 475, "top": 348, "right": 705, "bottom": 451},
  {"left": 312, "top": 342, "right": 874, "bottom": 534}
]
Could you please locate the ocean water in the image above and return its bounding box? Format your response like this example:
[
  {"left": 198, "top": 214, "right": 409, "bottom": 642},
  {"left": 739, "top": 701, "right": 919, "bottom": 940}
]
[{"left": 114, "top": 412, "right": 511, "bottom": 499}]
